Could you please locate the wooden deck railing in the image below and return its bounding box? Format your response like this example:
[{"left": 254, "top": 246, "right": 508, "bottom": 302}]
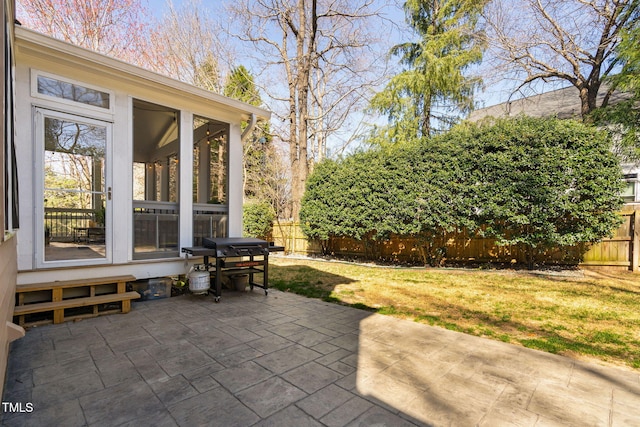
[
  {"left": 45, "top": 207, "right": 97, "bottom": 242},
  {"left": 45, "top": 202, "right": 229, "bottom": 257}
]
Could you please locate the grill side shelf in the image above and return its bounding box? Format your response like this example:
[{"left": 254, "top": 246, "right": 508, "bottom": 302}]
[{"left": 181, "top": 247, "right": 217, "bottom": 257}]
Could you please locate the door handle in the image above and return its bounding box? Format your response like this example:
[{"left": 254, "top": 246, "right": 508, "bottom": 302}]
[{"left": 107, "top": 187, "right": 112, "bottom": 201}]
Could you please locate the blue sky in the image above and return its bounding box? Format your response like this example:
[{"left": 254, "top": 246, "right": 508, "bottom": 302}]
[
  {"left": 142, "top": 0, "right": 516, "bottom": 110},
  {"left": 136, "top": 0, "right": 527, "bottom": 154}
]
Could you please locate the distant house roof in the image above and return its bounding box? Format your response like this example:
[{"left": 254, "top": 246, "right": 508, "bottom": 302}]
[{"left": 468, "top": 84, "right": 633, "bottom": 122}]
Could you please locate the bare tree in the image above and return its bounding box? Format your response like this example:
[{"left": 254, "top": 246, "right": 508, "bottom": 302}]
[
  {"left": 226, "top": 0, "right": 392, "bottom": 219},
  {"left": 307, "top": 41, "right": 388, "bottom": 163},
  {"left": 147, "top": 0, "right": 233, "bottom": 91},
  {"left": 18, "top": 0, "right": 233, "bottom": 91},
  {"left": 16, "top": 0, "right": 153, "bottom": 67},
  {"left": 484, "top": 0, "right": 638, "bottom": 117}
]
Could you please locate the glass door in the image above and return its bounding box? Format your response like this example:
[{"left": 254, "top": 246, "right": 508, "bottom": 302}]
[{"left": 36, "top": 108, "right": 111, "bottom": 266}]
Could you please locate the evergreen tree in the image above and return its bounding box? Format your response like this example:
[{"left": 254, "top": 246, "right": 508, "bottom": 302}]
[
  {"left": 370, "top": 0, "right": 487, "bottom": 139},
  {"left": 224, "top": 66, "right": 261, "bottom": 105},
  {"left": 613, "top": 2, "right": 640, "bottom": 94},
  {"left": 194, "top": 53, "right": 222, "bottom": 93}
]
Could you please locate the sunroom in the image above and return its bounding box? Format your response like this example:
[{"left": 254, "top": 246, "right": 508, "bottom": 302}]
[{"left": 14, "top": 26, "right": 270, "bottom": 285}]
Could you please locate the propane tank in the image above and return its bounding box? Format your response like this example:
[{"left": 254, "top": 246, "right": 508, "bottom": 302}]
[{"left": 188, "top": 265, "right": 210, "bottom": 294}]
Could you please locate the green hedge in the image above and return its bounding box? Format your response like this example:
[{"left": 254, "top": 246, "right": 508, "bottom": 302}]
[{"left": 300, "top": 116, "right": 625, "bottom": 267}]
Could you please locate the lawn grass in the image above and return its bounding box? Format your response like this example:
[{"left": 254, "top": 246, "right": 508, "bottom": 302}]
[{"left": 269, "top": 256, "right": 640, "bottom": 370}]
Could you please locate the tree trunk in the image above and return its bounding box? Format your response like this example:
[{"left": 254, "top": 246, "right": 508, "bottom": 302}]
[
  {"left": 421, "top": 95, "right": 432, "bottom": 137},
  {"left": 290, "top": 0, "right": 314, "bottom": 220},
  {"left": 578, "top": 84, "right": 600, "bottom": 118},
  {"left": 289, "top": 74, "right": 300, "bottom": 218},
  {"left": 228, "top": 0, "right": 385, "bottom": 220}
]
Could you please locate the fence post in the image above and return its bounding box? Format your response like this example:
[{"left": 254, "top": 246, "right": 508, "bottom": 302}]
[
  {"left": 293, "top": 222, "right": 297, "bottom": 254},
  {"left": 288, "top": 222, "right": 294, "bottom": 254},
  {"left": 633, "top": 210, "right": 639, "bottom": 272},
  {"left": 296, "top": 222, "right": 301, "bottom": 254}
]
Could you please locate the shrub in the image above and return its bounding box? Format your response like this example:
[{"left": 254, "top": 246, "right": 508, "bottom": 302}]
[
  {"left": 461, "top": 117, "right": 624, "bottom": 268},
  {"left": 243, "top": 201, "right": 275, "bottom": 240}
]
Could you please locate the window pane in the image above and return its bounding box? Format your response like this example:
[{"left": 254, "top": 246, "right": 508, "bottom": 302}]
[
  {"left": 192, "top": 116, "right": 228, "bottom": 245},
  {"left": 132, "top": 99, "right": 179, "bottom": 259},
  {"left": 43, "top": 116, "right": 107, "bottom": 261},
  {"left": 192, "top": 116, "right": 227, "bottom": 204},
  {"left": 38, "top": 76, "right": 110, "bottom": 109},
  {"left": 209, "top": 136, "right": 228, "bottom": 204},
  {"left": 622, "top": 181, "right": 635, "bottom": 201}
]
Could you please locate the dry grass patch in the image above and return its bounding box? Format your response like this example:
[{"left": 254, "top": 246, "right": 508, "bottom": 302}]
[{"left": 269, "top": 257, "right": 640, "bottom": 370}]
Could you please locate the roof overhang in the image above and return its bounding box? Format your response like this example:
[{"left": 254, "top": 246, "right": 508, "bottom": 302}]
[{"left": 14, "top": 26, "right": 271, "bottom": 123}]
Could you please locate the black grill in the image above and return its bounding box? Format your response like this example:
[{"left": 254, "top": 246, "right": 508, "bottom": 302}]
[
  {"left": 182, "top": 238, "right": 283, "bottom": 302},
  {"left": 203, "top": 237, "right": 269, "bottom": 257}
]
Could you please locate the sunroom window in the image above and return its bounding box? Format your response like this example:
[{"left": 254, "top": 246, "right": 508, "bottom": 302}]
[
  {"left": 132, "top": 99, "right": 180, "bottom": 259},
  {"left": 192, "top": 115, "right": 228, "bottom": 245},
  {"left": 36, "top": 74, "right": 110, "bottom": 109}
]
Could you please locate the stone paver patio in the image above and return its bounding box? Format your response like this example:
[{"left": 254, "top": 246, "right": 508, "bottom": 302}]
[{"left": 2, "top": 288, "right": 639, "bottom": 426}]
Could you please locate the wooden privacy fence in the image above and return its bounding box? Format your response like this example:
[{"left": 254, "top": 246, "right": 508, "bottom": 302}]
[
  {"left": 581, "top": 207, "right": 639, "bottom": 271},
  {"left": 271, "top": 207, "right": 640, "bottom": 272},
  {"left": 271, "top": 220, "right": 322, "bottom": 255}
]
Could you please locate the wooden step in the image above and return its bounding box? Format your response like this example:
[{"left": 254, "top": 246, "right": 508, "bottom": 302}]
[
  {"left": 16, "top": 275, "right": 136, "bottom": 293},
  {"left": 14, "top": 292, "right": 141, "bottom": 316},
  {"left": 14, "top": 275, "right": 140, "bottom": 327}
]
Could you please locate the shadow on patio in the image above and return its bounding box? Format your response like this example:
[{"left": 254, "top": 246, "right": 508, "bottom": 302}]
[{"left": 2, "top": 274, "right": 639, "bottom": 426}]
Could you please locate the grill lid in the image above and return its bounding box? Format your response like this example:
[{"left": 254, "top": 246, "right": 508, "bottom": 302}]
[{"left": 202, "top": 237, "right": 269, "bottom": 249}]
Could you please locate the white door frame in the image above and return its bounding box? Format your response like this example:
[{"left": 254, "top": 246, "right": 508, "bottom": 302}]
[{"left": 34, "top": 107, "right": 113, "bottom": 268}]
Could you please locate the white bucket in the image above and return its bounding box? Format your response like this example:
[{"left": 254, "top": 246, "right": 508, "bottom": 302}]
[{"left": 188, "top": 270, "right": 210, "bottom": 294}]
